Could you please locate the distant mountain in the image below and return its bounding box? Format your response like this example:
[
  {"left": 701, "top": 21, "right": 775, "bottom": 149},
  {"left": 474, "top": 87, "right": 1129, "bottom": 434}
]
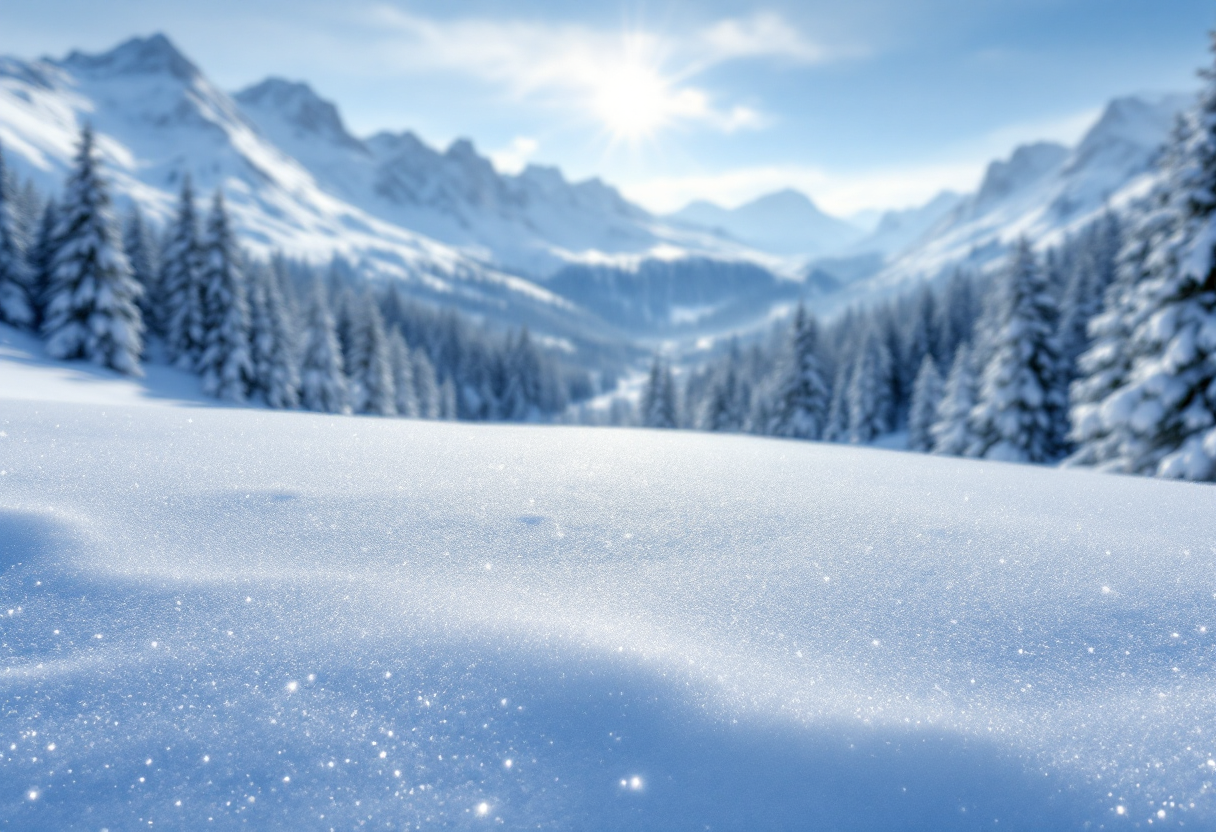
[
  {"left": 859, "top": 93, "right": 1190, "bottom": 295},
  {"left": 849, "top": 191, "right": 963, "bottom": 258},
  {"left": 0, "top": 35, "right": 627, "bottom": 356},
  {"left": 0, "top": 33, "right": 1195, "bottom": 356},
  {"left": 667, "top": 189, "right": 865, "bottom": 258},
  {"left": 234, "top": 77, "right": 679, "bottom": 278}
]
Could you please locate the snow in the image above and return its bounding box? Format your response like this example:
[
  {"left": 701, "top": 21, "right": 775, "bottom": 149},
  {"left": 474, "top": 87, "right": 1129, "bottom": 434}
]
[
  {"left": 0, "top": 324, "right": 211, "bottom": 407},
  {"left": 4, "top": 341, "right": 1216, "bottom": 829}
]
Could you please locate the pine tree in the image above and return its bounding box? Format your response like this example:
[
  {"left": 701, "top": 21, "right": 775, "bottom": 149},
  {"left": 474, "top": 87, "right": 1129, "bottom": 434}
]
[
  {"left": 500, "top": 328, "right": 545, "bottom": 421},
  {"left": 299, "top": 279, "right": 349, "bottom": 413},
  {"left": 0, "top": 143, "right": 35, "bottom": 329},
  {"left": 161, "top": 177, "right": 206, "bottom": 369},
  {"left": 41, "top": 126, "right": 143, "bottom": 374},
  {"left": 640, "top": 357, "right": 679, "bottom": 429},
  {"left": 1066, "top": 180, "right": 1177, "bottom": 469},
  {"left": 846, "top": 331, "right": 893, "bottom": 444},
  {"left": 123, "top": 205, "right": 159, "bottom": 338},
  {"left": 198, "top": 191, "right": 254, "bottom": 402},
  {"left": 439, "top": 377, "right": 458, "bottom": 420},
  {"left": 1057, "top": 213, "right": 1122, "bottom": 387},
  {"left": 389, "top": 329, "right": 419, "bottom": 418},
  {"left": 907, "top": 355, "right": 944, "bottom": 452},
  {"left": 823, "top": 362, "right": 850, "bottom": 443},
  {"left": 413, "top": 347, "right": 440, "bottom": 418},
  {"left": 334, "top": 286, "right": 364, "bottom": 379},
  {"left": 13, "top": 179, "right": 42, "bottom": 247},
  {"left": 769, "top": 304, "right": 830, "bottom": 439},
  {"left": 248, "top": 262, "right": 300, "bottom": 409},
  {"left": 931, "top": 344, "right": 979, "bottom": 456},
  {"left": 967, "top": 239, "right": 1067, "bottom": 463},
  {"left": 28, "top": 200, "right": 58, "bottom": 325},
  {"left": 352, "top": 295, "right": 395, "bottom": 416},
  {"left": 934, "top": 269, "right": 978, "bottom": 367},
  {"left": 1084, "top": 57, "right": 1216, "bottom": 479},
  {"left": 698, "top": 343, "right": 749, "bottom": 432}
]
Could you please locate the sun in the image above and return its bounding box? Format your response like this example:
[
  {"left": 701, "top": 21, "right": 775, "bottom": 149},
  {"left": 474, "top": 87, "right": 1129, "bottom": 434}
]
[{"left": 592, "top": 59, "right": 673, "bottom": 143}]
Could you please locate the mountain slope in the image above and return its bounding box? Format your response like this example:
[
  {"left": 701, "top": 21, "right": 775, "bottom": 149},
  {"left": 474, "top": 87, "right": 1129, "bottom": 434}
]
[
  {"left": 0, "top": 36, "right": 621, "bottom": 355},
  {"left": 235, "top": 77, "right": 695, "bottom": 278},
  {"left": 668, "top": 188, "right": 866, "bottom": 258},
  {"left": 861, "top": 93, "right": 1189, "bottom": 294}
]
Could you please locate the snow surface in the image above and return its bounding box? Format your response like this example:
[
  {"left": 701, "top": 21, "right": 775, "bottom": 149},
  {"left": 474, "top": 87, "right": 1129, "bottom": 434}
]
[{"left": 3, "top": 341, "right": 1216, "bottom": 830}]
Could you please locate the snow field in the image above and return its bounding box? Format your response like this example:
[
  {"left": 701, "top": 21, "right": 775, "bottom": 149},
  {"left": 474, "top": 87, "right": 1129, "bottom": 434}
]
[{"left": 1, "top": 387, "right": 1216, "bottom": 829}]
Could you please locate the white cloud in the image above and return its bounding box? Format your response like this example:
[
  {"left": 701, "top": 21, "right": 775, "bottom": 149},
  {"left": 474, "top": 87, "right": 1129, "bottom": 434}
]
[
  {"left": 490, "top": 136, "right": 539, "bottom": 175},
  {"left": 697, "top": 12, "right": 830, "bottom": 65},
  {"left": 360, "top": 6, "right": 827, "bottom": 139}
]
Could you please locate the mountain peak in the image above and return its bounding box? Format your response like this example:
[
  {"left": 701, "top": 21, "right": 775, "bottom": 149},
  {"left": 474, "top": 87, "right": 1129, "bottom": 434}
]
[
  {"left": 60, "top": 33, "right": 199, "bottom": 82},
  {"left": 972, "top": 141, "right": 1069, "bottom": 210},
  {"left": 235, "top": 77, "right": 361, "bottom": 151},
  {"left": 744, "top": 188, "right": 824, "bottom": 215}
]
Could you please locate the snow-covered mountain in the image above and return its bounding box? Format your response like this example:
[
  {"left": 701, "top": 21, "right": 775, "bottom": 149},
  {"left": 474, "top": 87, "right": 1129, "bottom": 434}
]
[
  {"left": 0, "top": 35, "right": 627, "bottom": 354},
  {"left": 234, "top": 77, "right": 680, "bottom": 278},
  {"left": 848, "top": 190, "right": 964, "bottom": 259},
  {"left": 859, "top": 93, "right": 1190, "bottom": 294},
  {"left": 667, "top": 188, "right": 866, "bottom": 258},
  {"left": 0, "top": 33, "right": 1195, "bottom": 354}
]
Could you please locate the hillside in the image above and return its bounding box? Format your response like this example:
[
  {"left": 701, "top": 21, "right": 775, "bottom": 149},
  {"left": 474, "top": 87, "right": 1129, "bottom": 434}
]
[{"left": 3, "top": 336, "right": 1216, "bottom": 830}]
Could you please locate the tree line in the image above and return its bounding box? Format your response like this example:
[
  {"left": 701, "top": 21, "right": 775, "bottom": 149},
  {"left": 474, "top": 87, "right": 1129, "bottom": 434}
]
[
  {"left": 639, "top": 37, "right": 1216, "bottom": 482},
  {"left": 0, "top": 127, "right": 592, "bottom": 420}
]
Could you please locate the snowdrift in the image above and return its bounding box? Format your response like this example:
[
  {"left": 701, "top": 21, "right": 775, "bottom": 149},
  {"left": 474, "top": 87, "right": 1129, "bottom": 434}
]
[{"left": 2, "top": 348, "right": 1216, "bottom": 829}]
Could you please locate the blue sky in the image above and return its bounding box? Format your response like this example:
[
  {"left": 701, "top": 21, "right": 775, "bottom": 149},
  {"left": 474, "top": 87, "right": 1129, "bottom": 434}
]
[{"left": 0, "top": 0, "right": 1211, "bottom": 215}]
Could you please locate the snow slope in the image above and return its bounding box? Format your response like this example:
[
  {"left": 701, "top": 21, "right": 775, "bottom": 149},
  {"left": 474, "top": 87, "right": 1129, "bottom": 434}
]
[{"left": 3, "top": 346, "right": 1216, "bottom": 830}]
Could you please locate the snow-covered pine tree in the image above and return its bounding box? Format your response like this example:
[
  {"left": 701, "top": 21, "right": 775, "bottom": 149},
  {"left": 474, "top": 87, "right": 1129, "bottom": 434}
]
[
  {"left": 388, "top": 329, "right": 419, "bottom": 418},
  {"left": 12, "top": 179, "right": 43, "bottom": 247},
  {"left": 123, "top": 205, "right": 159, "bottom": 338},
  {"left": 904, "top": 286, "right": 936, "bottom": 372},
  {"left": 934, "top": 268, "right": 978, "bottom": 368},
  {"left": 1066, "top": 149, "right": 1183, "bottom": 469},
  {"left": 439, "top": 377, "right": 458, "bottom": 420},
  {"left": 352, "top": 295, "right": 395, "bottom": 416},
  {"left": 334, "top": 286, "right": 365, "bottom": 380},
  {"left": 967, "top": 239, "right": 1067, "bottom": 463},
  {"left": 247, "top": 262, "right": 300, "bottom": 409},
  {"left": 823, "top": 362, "right": 850, "bottom": 443},
  {"left": 641, "top": 357, "right": 679, "bottom": 429},
  {"left": 28, "top": 200, "right": 58, "bottom": 325},
  {"left": 413, "top": 347, "right": 440, "bottom": 418},
  {"left": 846, "top": 331, "right": 893, "bottom": 444},
  {"left": 699, "top": 342, "right": 749, "bottom": 432},
  {"left": 769, "top": 304, "right": 830, "bottom": 439},
  {"left": 160, "top": 177, "right": 206, "bottom": 369},
  {"left": 907, "top": 355, "right": 944, "bottom": 452},
  {"left": 198, "top": 191, "right": 254, "bottom": 402},
  {"left": 1084, "top": 60, "right": 1216, "bottom": 479},
  {"left": 931, "top": 344, "right": 979, "bottom": 456},
  {"left": 0, "top": 142, "right": 35, "bottom": 329},
  {"left": 299, "top": 279, "right": 349, "bottom": 414},
  {"left": 41, "top": 125, "right": 143, "bottom": 374},
  {"left": 499, "top": 328, "right": 545, "bottom": 421},
  {"left": 1057, "top": 213, "right": 1122, "bottom": 387}
]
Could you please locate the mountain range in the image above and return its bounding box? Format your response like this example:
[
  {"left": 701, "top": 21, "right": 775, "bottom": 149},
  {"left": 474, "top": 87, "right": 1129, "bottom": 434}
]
[{"left": 0, "top": 33, "right": 1193, "bottom": 360}]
